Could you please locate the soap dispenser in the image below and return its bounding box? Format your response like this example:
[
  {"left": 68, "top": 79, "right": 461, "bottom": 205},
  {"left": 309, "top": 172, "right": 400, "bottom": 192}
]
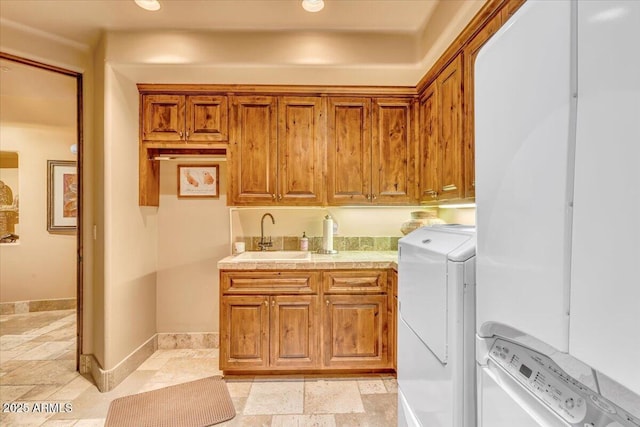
[{"left": 300, "top": 232, "right": 309, "bottom": 251}]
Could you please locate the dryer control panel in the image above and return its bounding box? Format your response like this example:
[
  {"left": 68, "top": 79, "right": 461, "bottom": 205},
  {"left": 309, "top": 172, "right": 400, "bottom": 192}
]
[{"left": 489, "top": 339, "right": 640, "bottom": 427}]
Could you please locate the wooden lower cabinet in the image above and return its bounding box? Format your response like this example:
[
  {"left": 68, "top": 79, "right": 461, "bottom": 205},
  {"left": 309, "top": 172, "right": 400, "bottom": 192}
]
[
  {"left": 270, "top": 295, "right": 320, "bottom": 368},
  {"left": 220, "top": 294, "right": 319, "bottom": 371},
  {"left": 220, "top": 269, "right": 394, "bottom": 373},
  {"left": 220, "top": 295, "right": 269, "bottom": 370},
  {"left": 323, "top": 294, "right": 388, "bottom": 368}
]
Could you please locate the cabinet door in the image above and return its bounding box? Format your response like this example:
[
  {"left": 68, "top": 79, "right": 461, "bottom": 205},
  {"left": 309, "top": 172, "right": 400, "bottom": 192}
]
[
  {"left": 418, "top": 83, "right": 440, "bottom": 202},
  {"left": 141, "top": 94, "right": 185, "bottom": 142},
  {"left": 278, "top": 97, "right": 325, "bottom": 205},
  {"left": 437, "top": 54, "right": 464, "bottom": 201},
  {"left": 323, "top": 295, "right": 388, "bottom": 368},
  {"left": 220, "top": 296, "right": 269, "bottom": 370},
  {"left": 373, "top": 98, "right": 416, "bottom": 204},
  {"left": 327, "top": 97, "right": 372, "bottom": 205},
  {"left": 229, "top": 96, "right": 278, "bottom": 205},
  {"left": 186, "top": 95, "right": 228, "bottom": 142},
  {"left": 464, "top": 13, "right": 503, "bottom": 199},
  {"left": 270, "top": 295, "right": 320, "bottom": 368}
]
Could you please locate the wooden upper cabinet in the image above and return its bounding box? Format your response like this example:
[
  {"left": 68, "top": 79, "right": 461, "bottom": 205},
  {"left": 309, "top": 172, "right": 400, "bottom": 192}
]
[
  {"left": 373, "top": 98, "right": 416, "bottom": 204},
  {"left": 418, "top": 82, "right": 439, "bottom": 202},
  {"left": 229, "top": 96, "right": 325, "bottom": 206},
  {"left": 186, "top": 95, "right": 229, "bottom": 142},
  {"left": 229, "top": 96, "right": 278, "bottom": 205},
  {"left": 464, "top": 13, "right": 503, "bottom": 199},
  {"left": 141, "top": 94, "right": 228, "bottom": 143},
  {"left": 142, "top": 94, "right": 185, "bottom": 142},
  {"left": 327, "top": 97, "right": 372, "bottom": 205},
  {"left": 418, "top": 54, "right": 465, "bottom": 203},
  {"left": 277, "top": 97, "right": 325, "bottom": 205},
  {"left": 327, "top": 96, "right": 415, "bottom": 205},
  {"left": 437, "top": 54, "right": 464, "bottom": 202}
]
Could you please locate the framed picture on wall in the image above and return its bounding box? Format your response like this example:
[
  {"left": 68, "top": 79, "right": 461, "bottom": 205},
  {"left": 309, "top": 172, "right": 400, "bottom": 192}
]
[
  {"left": 177, "top": 164, "right": 219, "bottom": 198},
  {"left": 47, "top": 160, "right": 77, "bottom": 232}
]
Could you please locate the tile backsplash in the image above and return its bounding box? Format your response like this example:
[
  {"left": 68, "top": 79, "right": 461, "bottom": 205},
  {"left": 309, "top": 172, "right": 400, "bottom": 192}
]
[{"left": 237, "top": 235, "right": 400, "bottom": 252}]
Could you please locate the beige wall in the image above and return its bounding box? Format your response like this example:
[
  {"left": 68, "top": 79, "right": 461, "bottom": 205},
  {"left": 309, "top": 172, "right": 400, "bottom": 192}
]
[
  {"left": 101, "top": 65, "right": 157, "bottom": 369},
  {"left": 156, "top": 161, "right": 229, "bottom": 334},
  {"left": 0, "top": 126, "right": 76, "bottom": 302}
]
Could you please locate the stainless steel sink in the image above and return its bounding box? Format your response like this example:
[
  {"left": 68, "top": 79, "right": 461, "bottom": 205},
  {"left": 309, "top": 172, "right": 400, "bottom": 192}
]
[{"left": 233, "top": 251, "right": 311, "bottom": 261}]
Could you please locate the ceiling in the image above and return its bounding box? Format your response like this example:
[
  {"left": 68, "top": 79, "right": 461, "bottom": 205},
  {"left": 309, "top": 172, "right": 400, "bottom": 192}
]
[{"left": 0, "top": 0, "right": 441, "bottom": 50}]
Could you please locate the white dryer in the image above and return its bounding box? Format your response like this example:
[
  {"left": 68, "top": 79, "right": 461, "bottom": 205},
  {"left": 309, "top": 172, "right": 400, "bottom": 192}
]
[{"left": 397, "top": 225, "right": 476, "bottom": 427}]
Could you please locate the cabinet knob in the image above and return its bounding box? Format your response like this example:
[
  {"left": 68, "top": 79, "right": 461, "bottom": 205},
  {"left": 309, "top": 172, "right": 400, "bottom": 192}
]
[
  {"left": 264, "top": 300, "right": 268, "bottom": 306},
  {"left": 178, "top": 131, "right": 183, "bottom": 138},
  {"left": 326, "top": 300, "right": 330, "bottom": 306},
  {"left": 272, "top": 300, "right": 275, "bottom": 307},
  {"left": 271, "top": 194, "right": 276, "bottom": 200},
  {"left": 185, "top": 130, "right": 190, "bottom": 139},
  {"left": 372, "top": 194, "right": 377, "bottom": 200},
  {"left": 366, "top": 194, "right": 371, "bottom": 200},
  {"left": 278, "top": 194, "right": 282, "bottom": 201}
]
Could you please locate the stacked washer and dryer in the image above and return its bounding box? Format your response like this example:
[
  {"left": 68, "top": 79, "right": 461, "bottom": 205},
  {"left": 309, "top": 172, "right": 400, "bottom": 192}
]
[{"left": 398, "top": 1, "right": 640, "bottom": 426}]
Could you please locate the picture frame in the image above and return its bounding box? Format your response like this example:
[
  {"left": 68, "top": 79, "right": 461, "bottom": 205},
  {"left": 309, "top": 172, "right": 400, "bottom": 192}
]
[
  {"left": 47, "top": 160, "right": 77, "bottom": 232},
  {"left": 177, "top": 164, "right": 219, "bottom": 198}
]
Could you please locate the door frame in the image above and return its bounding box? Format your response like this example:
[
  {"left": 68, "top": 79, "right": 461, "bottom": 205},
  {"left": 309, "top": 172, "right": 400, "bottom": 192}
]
[{"left": 0, "top": 52, "right": 84, "bottom": 370}]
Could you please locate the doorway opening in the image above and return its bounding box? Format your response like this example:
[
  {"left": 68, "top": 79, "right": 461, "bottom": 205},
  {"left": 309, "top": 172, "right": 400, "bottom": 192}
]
[{"left": 0, "top": 52, "right": 83, "bottom": 370}]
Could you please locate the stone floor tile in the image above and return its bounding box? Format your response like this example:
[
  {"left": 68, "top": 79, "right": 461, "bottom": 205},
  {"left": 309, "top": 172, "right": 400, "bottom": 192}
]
[
  {"left": 17, "top": 341, "right": 74, "bottom": 361},
  {"left": 243, "top": 379, "right": 304, "bottom": 415},
  {"left": 357, "top": 378, "right": 387, "bottom": 394},
  {"left": 304, "top": 379, "right": 365, "bottom": 414},
  {"left": 0, "top": 384, "right": 35, "bottom": 401},
  {"left": 0, "top": 360, "right": 77, "bottom": 386},
  {"left": 218, "top": 414, "right": 272, "bottom": 427},
  {"left": 272, "top": 414, "right": 337, "bottom": 427}
]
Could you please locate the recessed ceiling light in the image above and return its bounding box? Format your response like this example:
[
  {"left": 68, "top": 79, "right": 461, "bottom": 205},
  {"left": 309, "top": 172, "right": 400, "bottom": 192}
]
[
  {"left": 135, "top": 0, "right": 161, "bottom": 11},
  {"left": 302, "top": 0, "right": 324, "bottom": 13}
]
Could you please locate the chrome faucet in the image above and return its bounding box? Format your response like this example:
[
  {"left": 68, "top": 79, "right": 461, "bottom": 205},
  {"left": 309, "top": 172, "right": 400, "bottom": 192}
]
[{"left": 258, "top": 213, "right": 275, "bottom": 251}]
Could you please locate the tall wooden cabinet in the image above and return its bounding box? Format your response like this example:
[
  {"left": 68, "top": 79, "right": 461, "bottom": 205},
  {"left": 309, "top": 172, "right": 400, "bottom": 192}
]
[
  {"left": 327, "top": 97, "right": 416, "bottom": 205},
  {"left": 228, "top": 95, "right": 324, "bottom": 206}
]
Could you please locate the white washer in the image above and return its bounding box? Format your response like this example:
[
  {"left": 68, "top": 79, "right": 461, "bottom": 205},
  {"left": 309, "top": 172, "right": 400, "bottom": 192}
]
[{"left": 397, "top": 225, "right": 476, "bottom": 427}]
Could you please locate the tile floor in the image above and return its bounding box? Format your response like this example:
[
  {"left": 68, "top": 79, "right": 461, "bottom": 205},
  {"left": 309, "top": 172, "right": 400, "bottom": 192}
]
[{"left": 1, "top": 310, "right": 397, "bottom": 426}]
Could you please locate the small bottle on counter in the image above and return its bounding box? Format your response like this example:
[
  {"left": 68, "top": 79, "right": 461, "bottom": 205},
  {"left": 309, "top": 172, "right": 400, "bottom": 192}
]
[{"left": 300, "top": 232, "right": 309, "bottom": 251}]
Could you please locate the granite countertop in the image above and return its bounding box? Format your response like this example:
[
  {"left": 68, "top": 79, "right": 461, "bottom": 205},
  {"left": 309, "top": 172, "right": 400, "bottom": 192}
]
[{"left": 217, "top": 250, "right": 398, "bottom": 270}]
